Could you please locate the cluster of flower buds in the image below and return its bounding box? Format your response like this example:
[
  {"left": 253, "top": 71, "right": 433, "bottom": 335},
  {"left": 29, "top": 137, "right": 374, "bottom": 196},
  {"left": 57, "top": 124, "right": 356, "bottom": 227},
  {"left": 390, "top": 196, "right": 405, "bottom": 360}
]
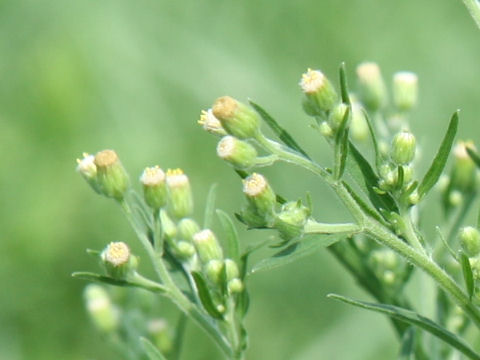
[
  {"left": 76, "top": 150, "right": 129, "bottom": 201},
  {"left": 368, "top": 248, "right": 405, "bottom": 289}
]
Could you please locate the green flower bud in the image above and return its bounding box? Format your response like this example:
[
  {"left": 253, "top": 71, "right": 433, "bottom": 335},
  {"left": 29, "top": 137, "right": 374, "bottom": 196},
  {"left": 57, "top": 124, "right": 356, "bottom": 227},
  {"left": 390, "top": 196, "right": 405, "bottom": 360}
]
[
  {"left": 160, "top": 209, "right": 177, "bottom": 241},
  {"left": 193, "top": 229, "right": 223, "bottom": 264},
  {"left": 217, "top": 136, "right": 258, "bottom": 169},
  {"left": 94, "top": 150, "right": 129, "bottom": 200},
  {"left": 166, "top": 169, "right": 193, "bottom": 219},
  {"left": 274, "top": 201, "right": 310, "bottom": 240},
  {"left": 227, "top": 278, "right": 244, "bottom": 293},
  {"left": 391, "top": 130, "right": 416, "bottom": 165},
  {"left": 224, "top": 258, "right": 240, "bottom": 281},
  {"left": 356, "top": 62, "right": 387, "bottom": 111},
  {"left": 299, "top": 69, "right": 338, "bottom": 113},
  {"left": 243, "top": 173, "right": 276, "bottom": 218},
  {"left": 328, "top": 103, "right": 348, "bottom": 130},
  {"left": 178, "top": 218, "right": 200, "bottom": 242},
  {"left": 84, "top": 284, "right": 119, "bottom": 333},
  {"left": 76, "top": 153, "right": 101, "bottom": 194},
  {"left": 459, "top": 226, "right": 480, "bottom": 257},
  {"left": 452, "top": 141, "right": 476, "bottom": 191},
  {"left": 212, "top": 96, "right": 260, "bottom": 139},
  {"left": 198, "top": 109, "right": 227, "bottom": 136},
  {"left": 140, "top": 166, "right": 167, "bottom": 210},
  {"left": 205, "top": 259, "right": 224, "bottom": 284},
  {"left": 174, "top": 240, "right": 196, "bottom": 260},
  {"left": 148, "top": 319, "right": 173, "bottom": 355},
  {"left": 393, "top": 71, "right": 418, "bottom": 112},
  {"left": 319, "top": 122, "right": 334, "bottom": 137},
  {"left": 350, "top": 103, "right": 369, "bottom": 142},
  {"left": 101, "top": 242, "right": 137, "bottom": 279}
]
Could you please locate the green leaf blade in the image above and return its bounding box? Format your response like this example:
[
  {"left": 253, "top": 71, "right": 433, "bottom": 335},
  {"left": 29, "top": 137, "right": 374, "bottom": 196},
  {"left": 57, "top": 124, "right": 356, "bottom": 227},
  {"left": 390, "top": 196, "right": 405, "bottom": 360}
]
[
  {"left": 204, "top": 183, "right": 218, "bottom": 229},
  {"left": 417, "top": 111, "right": 459, "bottom": 199},
  {"left": 216, "top": 209, "right": 240, "bottom": 263},
  {"left": 460, "top": 251, "right": 475, "bottom": 300},
  {"left": 328, "top": 293, "right": 480, "bottom": 360},
  {"left": 339, "top": 62, "right": 351, "bottom": 105},
  {"left": 140, "top": 337, "right": 168, "bottom": 360},
  {"left": 191, "top": 271, "right": 224, "bottom": 319},
  {"left": 334, "top": 106, "right": 351, "bottom": 180},
  {"left": 398, "top": 327, "right": 415, "bottom": 360}
]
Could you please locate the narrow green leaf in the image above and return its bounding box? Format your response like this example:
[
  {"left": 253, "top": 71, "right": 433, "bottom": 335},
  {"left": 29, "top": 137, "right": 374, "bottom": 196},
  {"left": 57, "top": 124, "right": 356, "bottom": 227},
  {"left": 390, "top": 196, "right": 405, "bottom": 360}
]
[
  {"left": 72, "top": 272, "right": 167, "bottom": 293},
  {"left": 86, "top": 249, "right": 100, "bottom": 257},
  {"left": 418, "top": 111, "right": 459, "bottom": 199},
  {"left": 339, "top": 62, "right": 351, "bottom": 105},
  {"left": 216, "top": 209, "right": 240, "bottom": 263},
  {"left": 249, "top": 100, "right": 310, "bottom": 159},
  {"left": 467, "top": 146, "right": 480, "bottom": 168},
  {"left": 342, "top": 181, "right": 389, "bottom": 226},
  {"left": 398, "top": 327, "right": 415, "bottom": 360},
  {"left": 191, "top": 271, "right": 223, "bottom": 319},
  {"left": 459, "top": 251, "right": 474, "bottom": 300},
  {"left": 363, "top": 109, "right": 381, "bottom": 170},
  {"left": 171, "top": 314, "right": 187, "bottom": 360},
  {"left": 334, "top": 106, "right": 351, "bottom": 180},
  {"left": 140, "top": 337, "right": 167, "bottom": 360},
  {"left": 204, "top": 183, "right": 218, "bottom": 229},
  {"left": 328, "top": 293, "right": 480, "bottom": 360},
  {"left": 236, "top": 288, "right": 250, "bottom": 318},
  {"left": 396, "top": 166, "right": 404, "bottom": 190},
  {"left": 436, "top": 226, "right": 458, "bottom": 261},
  {"left": 249, "top": 234, "right": 347, "bottom": 275},
  {"left": 347, "top": 142, "right": 398, "bottom": 214}
]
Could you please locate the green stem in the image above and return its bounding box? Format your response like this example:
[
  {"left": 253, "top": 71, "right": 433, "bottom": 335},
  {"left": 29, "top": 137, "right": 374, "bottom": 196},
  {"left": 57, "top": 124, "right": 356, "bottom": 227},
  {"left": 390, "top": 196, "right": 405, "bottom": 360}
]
[
  {"left": 462, "top": 0, "right": 480, "bottom": 29},
  {"left": 304, "top": 219, "right": 361, "bottom": 234},
  {"left": 120, "top": 201, "right": 233, "bottom": 358}
]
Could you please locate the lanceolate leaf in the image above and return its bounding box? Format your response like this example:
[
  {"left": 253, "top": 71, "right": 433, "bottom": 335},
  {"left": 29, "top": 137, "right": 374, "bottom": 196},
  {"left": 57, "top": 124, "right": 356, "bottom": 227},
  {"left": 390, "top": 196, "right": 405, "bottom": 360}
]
[
  {"left": 191, "top": 271, "right": 224, "bottom": 319},
  {"left": 204, "top": 183, "right": 218, "bottom": 229},
  {"left": 363, "top": 109, "right": 382, "bottom": 170},
  {"left": 328, "top": 294, "right": 480, "bottom": 360},
  {"left": 467, "top": 146, "right": 480, "bottom": 168},
  {"left": 459, "top": 251, "right": 475, "bottom": 300},
  {"left": 339, "top": 62, "right": 351, "bottom": 105},
  {"left": 417, "top": 111, "right": 459, "bottom": 199},
  {"left": 249, "top": 233, "right": 347, "bottom": 275},
  {"left": 140, "top": 337, "right": 168, "bottom": 360},
  {"left": 334, "top": 106, "right": 351, "bottom": 180},
  {"left": 249, "top": 100, "right": 310, "bottom": 159},
  {"left": 216, "top": 209, "right": 240, "bottom": 263},
  {"left": 72, "top": 272, "right": 167, "bottom": 293}
]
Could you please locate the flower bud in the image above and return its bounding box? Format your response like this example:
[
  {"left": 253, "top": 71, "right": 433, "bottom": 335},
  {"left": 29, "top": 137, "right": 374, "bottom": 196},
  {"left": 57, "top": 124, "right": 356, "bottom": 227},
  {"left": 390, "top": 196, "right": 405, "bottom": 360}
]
[
  {"left": 393, "top": 71, "right": 418, "bottom": 112},
  {"left": 350, "top": 103, "right": 369, "bottom": 142},
  {"left": 391, "top": 130, "right": 416, "bottom": 165},
  {"left": 178, "top": 218, "right": 200, "bottom": 242},
  {"left": 148, "top": 319, "right": 173, "bottom": 355},
  {"left": 328, "top": 103, "right": 348, "bottom": 130},
  {"left": 140, "top": 166, "right": 167, "bottom": 210},
  {"left": 451, "top": 141, "right": 476, "bottom": 191},
  {"left": 76, "top": 153, "right": 101, "bottom": 194},
  {"left": 243, "top": 173, "right": 276, "bottom": 218},
  {"left": 224, "top": 259, "right": 240, "bottom": 280},
  {"left": 299, "top": 69, "right": 338, "bottom": 113},
  {"left": 84, "top": 284, "right": 119, "bottom": 333},
  {"left": 205, "top": 259, "right": 224, "bottom": 284},
  {"left": 274, "top": 201, "right": 310, "bottom": 240},
  {"left": 198, "top": 109, "right": 227, "bottom": 136},
  {"left": 94, "top": 150, "right": 129, "bottom": 201},
  {"left": 160, "top": 209, "right": 177, "bottom": 241},
  {"left": 166, "top": 169, "right": 193, "bottom": 219},
  {"left": 212, "top": 96, "right": 260, "bottom": 139},
  {"left": 193, "top": 229, "right": 223, "bottom": 264},
  {"left": 459, "top": 226, "right": 480, "bottom": 257},
  {"left": 174, "top": 240, "right": 196, "bottom": 261},
  {"left": 101, "top": 241, "right": 137, "bottom": 279},
  {"left": 217, "top": 136, "right": 258, "bottom": 169},
  {"left": 227, "top": 278, "right": 244, "bottom": 293},
  {"left": 356, "top": 62, "right": 387, "bottom": 111}
]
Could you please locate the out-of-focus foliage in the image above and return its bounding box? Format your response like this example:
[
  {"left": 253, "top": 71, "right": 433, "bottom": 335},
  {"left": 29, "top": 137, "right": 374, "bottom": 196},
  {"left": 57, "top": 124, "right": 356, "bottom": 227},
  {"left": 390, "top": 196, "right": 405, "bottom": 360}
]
[{"left": 1, "top": 0, "right": 480, "bottom": 359}]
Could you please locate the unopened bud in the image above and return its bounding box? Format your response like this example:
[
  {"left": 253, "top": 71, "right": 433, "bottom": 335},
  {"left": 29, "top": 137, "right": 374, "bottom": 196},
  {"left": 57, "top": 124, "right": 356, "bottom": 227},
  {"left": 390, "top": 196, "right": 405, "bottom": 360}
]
[
  {"left": 391, "top": 130, "right": 416, "bottom": 165},
  {"left": 198, "top": 109, "right": 227, "bottom": 136},
  {"left": 393, "top": 72, "right": 418, "bottom": 111},
  {"left": 140, "top": 166, "right": 167, "bottom": 210},
  {"left": 224, "top": 259, "right": 240, "bottom": 281},
  {"left": 212, "top": 96, "right": 260, "bottom": 139},
  {"left": 174, "top": 240, "right": 196, "bottom": 260},
  {"left": 84, "top": 284, "right": 119, "bottom": 333},
  {"left": 205, "top": 259, "right": 224, "bottom": 284},
  {"left": 160, "top": 210, "right": 177, "bottom": 241},
  {"left": 101, "top": 242, "right": 137, "bottom": 279},
  {"left": 328, "top": 103, "right": 348, "bottom": 130},
  {"left": 459, "top": 226, "right": 480, "bottom": 257},
  {"left": 351, "top": 103, "right": 369, "bottom": 142},
  {"left": 452, "top": 141, "right": 476, "bottom": 191},
  {"left": 76, "top": 153, "right": 101, "bottom": 194},
  {"left": 148, "top": 319, "right": 173, "bottom": 355},
  {"left": 193, "top": 229, "right": 223, "bottom": 264},
  {"left": 227, "top": 278, "right": 244, "bottom": 293},
  {"left": 243, "top": 173, "right": 276, "bottom": 217},
  {"left": 178, "top": 218, "right": 200, "bottom": 242},
  {"left": 356, "top": 62, "right": 387, "bottom": 111},
  {"left": 274, "top": 201, "right": 310, "bottom": 240},
  {"left": 94, "top": 150, "right": 129, "bottom": 201},
  {"left": 300, "top": 69, "right": 338, "bottom": 113},
  {"left": 166, "top": 169, "right": 193, "bottom": 219},
  {"left": 217, "top": 136, "right": 257, "bottom": 169}
]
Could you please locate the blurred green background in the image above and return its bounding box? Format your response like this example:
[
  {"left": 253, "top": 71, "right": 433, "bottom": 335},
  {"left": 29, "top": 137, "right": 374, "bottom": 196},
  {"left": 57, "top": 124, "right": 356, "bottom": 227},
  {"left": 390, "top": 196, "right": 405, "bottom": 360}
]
[{"left": 1, "top": 0, "right": 480, "bottom": 359}]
